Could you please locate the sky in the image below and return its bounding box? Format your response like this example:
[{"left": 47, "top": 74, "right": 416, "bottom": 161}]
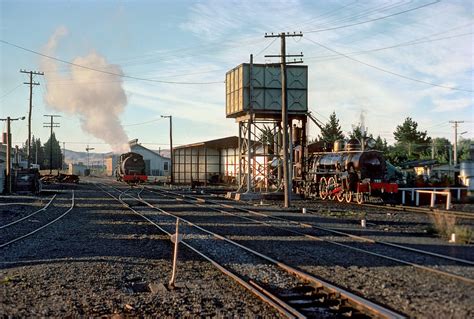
[{"left": 0, "top": 0, "right": 472, "bottom": 154}]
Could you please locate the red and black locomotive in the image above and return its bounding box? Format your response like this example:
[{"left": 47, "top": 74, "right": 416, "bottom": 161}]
[
  {"left": 115, "top": 152, "right": 147, "bottom": 184},
  {"left": 293, "top": 139, "right": 398, "bottom": 203}
]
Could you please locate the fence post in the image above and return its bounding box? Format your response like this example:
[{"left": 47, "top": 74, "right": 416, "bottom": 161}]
[{"left": 430, "top": 193, "right": 435, "bottom": 208}]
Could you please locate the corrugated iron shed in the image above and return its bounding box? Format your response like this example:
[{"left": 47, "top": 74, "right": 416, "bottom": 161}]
[{"left": 173, "top": 136, "right": 239, "bottom": 185}]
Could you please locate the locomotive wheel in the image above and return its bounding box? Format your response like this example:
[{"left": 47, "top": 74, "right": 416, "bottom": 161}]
[
  {"left": 327, "top": 177, "right": 336, "bottom": 200},
  {"left": 319, "top": 177, "right": 328, "bottom": 200},
  {"left": 356, "top": 192, "right": 364, "bottom": 204},
  {"left": 345, "top": 191, "right": 352, "bottom": 203},
  {"left": 337, "top": 192, "right": 344, "bottom": 202}
]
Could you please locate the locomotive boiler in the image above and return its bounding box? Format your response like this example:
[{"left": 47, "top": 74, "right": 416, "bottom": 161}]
[
  {"left": 115, "top": 152, "right": 147, "bottom": 184},
  {"left": 294, "top": 139, "right": 398, "bottom": 203}
]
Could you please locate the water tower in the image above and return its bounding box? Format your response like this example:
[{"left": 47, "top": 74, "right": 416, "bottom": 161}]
[{"left": 225, "top": 58, "right": 308, "bottom": 196}]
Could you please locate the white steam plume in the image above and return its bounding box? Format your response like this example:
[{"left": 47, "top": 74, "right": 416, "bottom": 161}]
[{"left": 41, "top": 26, "right": 129, "bottom": 153}]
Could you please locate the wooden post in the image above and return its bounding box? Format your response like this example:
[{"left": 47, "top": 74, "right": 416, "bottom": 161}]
[{"left": 169, "top": 218, "right": 180, "bottom": 288}]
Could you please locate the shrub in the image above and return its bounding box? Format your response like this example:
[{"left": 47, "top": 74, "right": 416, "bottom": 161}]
[{"left": 429, "top": 213, "right": 473, "bottom": 244}]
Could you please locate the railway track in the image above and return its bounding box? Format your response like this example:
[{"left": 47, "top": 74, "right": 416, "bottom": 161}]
[
  {"left": 144, "top": 186, "right": 474, "bottom": 284},
  {"left": 0, "top": 191, "right": 74, "bottom": 249},
  {"left": 0, "top": 195, "right": 56, "bottom": 229},
  {"left": 96, "top": 182, "right": 404, "bottom": 319},
  {"left": 361, "top": 202, "right": 474, "bottom": 220}
]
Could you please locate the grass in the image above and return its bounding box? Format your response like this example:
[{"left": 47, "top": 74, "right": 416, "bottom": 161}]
[
  {"left": 1, "top": 275, "right": 20, "bottom": 285},
  {"left": 428, "top": 213, "right": 473, "bottom": 244}
]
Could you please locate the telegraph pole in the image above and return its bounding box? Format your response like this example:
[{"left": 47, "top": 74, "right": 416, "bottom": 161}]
[
  {"left": 161, "top": 115, "right": 173, "bottom": 184},
  {"left": 43, "top": 115, "right": 61, "bottom": 174},
  {"left": 86, "top": 145, "right": 95, "bottom": 171},
  {"left": 20, "top": 69, "right": 44, "bottom": 168},
  {"left": 449, "top": 120, "right": 465, "bottom": 166},
  {"left": 264, "top": 32, "right": 303, "bottom": 208},
  {"left": 0, "top": 116, "right": 25, "bottom": 193}
]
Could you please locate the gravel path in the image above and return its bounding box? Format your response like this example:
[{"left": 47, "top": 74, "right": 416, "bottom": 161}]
[{"left": 1, "top": 183, "right": 281, "bottom": 317}]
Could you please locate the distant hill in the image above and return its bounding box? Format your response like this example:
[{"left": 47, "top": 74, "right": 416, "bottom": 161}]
[
  {"left": 64, "top": 149, "right": 113, "bottom": 165},
  {"left": 63, "top": 148, "right": 170, "bottom": 165}
]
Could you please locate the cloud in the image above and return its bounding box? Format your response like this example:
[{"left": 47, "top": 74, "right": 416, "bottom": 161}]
[
  {"left": 431, "top": 97, "right": 472, "bottom": 112},
  {"left": 128, "top": 0, "right": 473, "bottom": 146}
]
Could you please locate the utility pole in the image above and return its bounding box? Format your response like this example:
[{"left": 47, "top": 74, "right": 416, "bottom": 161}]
[
  {"left": 86, "top": 145, "right": 95, "bottom": 172},
  {"left": 264, "top": 31, "right": 303, "bottom": 208},
  {"left": 63, "top": 142, "right": 66, "bottom": 171},
  {"left": 0, "top": 116, "right": 25, "bottom": 193},
  {"left": 43, "top": 115, "right": 61, "bottom": 174},
  {"left": 449, "top": 120, "right": 464, "bottom": 166},
  {"left": 86, "top": 145, "right": 94, "bottom": 169},
  {"left": 20, "top": 69, "right": 43, "bottom": 168},
  {"left": 161, "top": 115, "right": 173, "bottom": 184}
]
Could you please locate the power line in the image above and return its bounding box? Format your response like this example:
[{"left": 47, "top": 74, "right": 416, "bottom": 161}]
[
  {"left": 305, "top": 31, "right": 472, "bottom": 62},
  {"left": 123, "top": 118, "right": 163, "bottom": 127},
  {"left": 303, "top": 37, "right": 472, "bottom": 92},
  {"left": 108, "top": 37, "right": 262, "bottom": 67},
  {"left": 283, "top": 0, "right": 359, "bottom": 31},
  {"left": 255, "top": 37, "right": 278, "bottom": 56},
  {"left": 306, "top": 1, "right": 410, "bottom": 31},
  {"left": 0, "top": 84, "right": 23, "bottom": 100},
  {"left": 0, "top": 39, "right": 224, "bottom": 85},
  {"left": 305, "top": 1, "right": 440, "bottom": 34}
]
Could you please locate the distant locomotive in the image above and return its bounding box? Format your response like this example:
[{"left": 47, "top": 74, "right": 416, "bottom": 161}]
[
  {"left": 115, "top": 152, "right": 147, "bottom": 184},
  {"left": 293, "top": 139, "right": 398, "bottom": 204}
]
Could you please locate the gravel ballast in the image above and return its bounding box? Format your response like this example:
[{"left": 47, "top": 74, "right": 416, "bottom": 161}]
[{"left": 0, "top": 183, "right": 281, "bottom": 317}]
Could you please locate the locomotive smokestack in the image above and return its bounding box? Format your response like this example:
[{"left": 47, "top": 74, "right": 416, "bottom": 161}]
[{"left": 40, "top": 26, "right": 129, "bottom": 153}]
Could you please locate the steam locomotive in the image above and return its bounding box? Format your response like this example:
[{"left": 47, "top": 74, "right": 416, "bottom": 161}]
[
  {"left": 293, "top": 139, "right": 398, "bottom": 203},
  {"left": 115, "top": 152, "right": 147, "bottom": 184}
]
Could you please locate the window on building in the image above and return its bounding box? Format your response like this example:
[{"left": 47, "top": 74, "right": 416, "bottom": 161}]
[{"left": 164, "top": 161, "right": 169, "bottom": 171}]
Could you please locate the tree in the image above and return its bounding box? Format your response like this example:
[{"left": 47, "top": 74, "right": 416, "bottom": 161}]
[
  {"left": 458, "top": 138, "right": 473, "bottom": 162},
  {"left": 318, "top": 111, "right": 344, "bottom": 149},
  {"left": 34, "top": 137, "right": 45, "bottom": 166},
  {"left": 349, "top": 125, "right": 372, "bottom": 142},
  {"left": 374, "top": 135, "right": 388, "bottom": 152},
  {"left": 43, "top": 133, "right": 62, "bottom": 170},
  {"left": 20, "top": 136, "right": 45, "bottom": 168},
  {"left": 431, "top": 137, "right": 451, "bottom": 163},
  {"left": 393, "top": 117, "right": 431, "bottom": 159}
]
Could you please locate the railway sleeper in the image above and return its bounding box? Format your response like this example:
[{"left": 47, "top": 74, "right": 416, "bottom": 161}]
[{"left": 276, "top": 285, "right": 370, "bottom": 318}]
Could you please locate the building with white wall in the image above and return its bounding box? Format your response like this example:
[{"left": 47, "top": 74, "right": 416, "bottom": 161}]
[
  {"left": 129, "top": 139, "right": 170, "bottom": 178},
  {"left": 105, "top": 154, "right": 118, "bottom": 177}
]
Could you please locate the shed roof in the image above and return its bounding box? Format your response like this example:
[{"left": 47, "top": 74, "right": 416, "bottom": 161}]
[
  {"left": 129, "top": 139, "right": 170, "bottom": 159},
  {"left": 174, "top": 136, "right": 238, "bottom": 150}
]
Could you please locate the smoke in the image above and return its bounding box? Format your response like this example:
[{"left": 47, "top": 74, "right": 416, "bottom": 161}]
[
  {"left": 359, "top": 109, "right": 366, "bottom": 135},
  {"left": 41, "top": 26, "right": 129, "bottom": 153}
]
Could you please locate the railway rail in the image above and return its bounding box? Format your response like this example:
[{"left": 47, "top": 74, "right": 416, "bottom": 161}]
[
  {"left": 0, "top": 195, "right": 56, "bottom": 229},
  {"left": 143, "top": 186, "right": 474, "bottom": 284},
  {"left": 96, "top": 182, "right": 404, "bottom": 319},
  {"left": 0, "top": 191, "right": 74, "bottom": 249},
  {"left": 361, "top": 202, "right": 474, "bottom": 220}
]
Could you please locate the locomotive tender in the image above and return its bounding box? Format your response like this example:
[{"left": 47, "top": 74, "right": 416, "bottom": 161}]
[
  {"left": 115, "top": 152, "right": 147, "bottom": 184},
  {"left": 293, "top": 139, "right": 398, "bottom": 204}
]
